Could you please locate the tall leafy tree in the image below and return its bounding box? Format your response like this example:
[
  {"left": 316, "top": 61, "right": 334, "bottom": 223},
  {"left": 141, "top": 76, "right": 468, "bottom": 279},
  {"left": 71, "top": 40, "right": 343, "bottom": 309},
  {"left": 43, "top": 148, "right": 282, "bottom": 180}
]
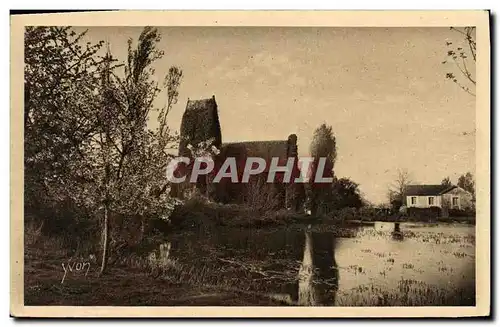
[
  {"left": 25, "top": 26, "right": 183, "bottom": 275},
  {"left": 457, "top": 172, "right": 475, "bottom": 197},
  {"left": 24, "top": 27, "right": 105, "bottom": 213},
  {"left": 85, "top": 27, "right": 183, "bottom": 275},
  {"left": 310, "top": 123, "right": 337, "bottom": 165},
  {"left": 307, "top": 123, "right": 337, "bottom": 215}
]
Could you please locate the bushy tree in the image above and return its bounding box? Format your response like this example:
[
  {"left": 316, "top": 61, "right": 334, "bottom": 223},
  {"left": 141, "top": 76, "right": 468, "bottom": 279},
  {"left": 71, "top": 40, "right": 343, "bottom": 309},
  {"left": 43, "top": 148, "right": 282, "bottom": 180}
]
[
  {"left": 331, "top": 177, "right": 364, "bottom": 209},
  {"left": 24, "top": 27, "right": 105, "bottom": 215},
  {"left": 24, "top": 27, "right": 109, "bottom": 250},
  {"left": 309, "top": 123, "right": 337, "bottom": 165},
  {"left": 24, "top": 26, "right": 183, "bottom": 275},
  {"left": 441, "top": 176, "right": 453, "bottom": 187},
  {"left": 458, "top": 172, "right": 475, "bottom": 198}
]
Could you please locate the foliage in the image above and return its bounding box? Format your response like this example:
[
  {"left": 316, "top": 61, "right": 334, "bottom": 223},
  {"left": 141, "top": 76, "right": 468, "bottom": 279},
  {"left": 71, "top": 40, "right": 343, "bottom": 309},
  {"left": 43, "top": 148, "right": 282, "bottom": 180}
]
[
  {"left": 448, "top": 208, "right": 476, "bottom": 218},
  {"left": 442, "top": 27, "right": 476, "bottom": 96},
  {"left": 309, "top": 123, "right": 337, "bottom": 165},
  {"left": 244, "top": 177, "right": 282, "bottom": 212},
  {"left": 24, "top": 27, "right": 105, "bottom": 214},
  {"left": 442, "top": 195, "right": 451, "bottom": 210},
  {"left": 457, "top": 172, "right": 475, "bottom": 200},
  {"left": 330, "top": 207, "right": 359, "bottom": 222},
  {"left": 24, "top": 26, "right": 184, "bottom": 273},
  {"left": 331, "top": 177, "right": 364, "bottom": 209},
  {"left": 407, "top": 206, "right": 441, "bottom": 220},
  {"left": 441, "top": 176, "right": 452, "bottom": 187},
  {"left": 306, "top": 124, "right": 366, "bottom": 215},
  {"left": 307, "top": 124, "right": 337, "bottom": 215},
  {"left": 88, "top": 27, "right": 181, "bottom": 219}
]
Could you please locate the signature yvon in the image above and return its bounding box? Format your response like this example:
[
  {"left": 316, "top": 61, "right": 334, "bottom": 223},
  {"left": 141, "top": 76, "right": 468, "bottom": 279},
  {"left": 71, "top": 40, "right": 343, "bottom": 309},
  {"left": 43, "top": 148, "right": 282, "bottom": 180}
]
[{"left": 61, "top": 259, "right": 91, "bottom": 284}]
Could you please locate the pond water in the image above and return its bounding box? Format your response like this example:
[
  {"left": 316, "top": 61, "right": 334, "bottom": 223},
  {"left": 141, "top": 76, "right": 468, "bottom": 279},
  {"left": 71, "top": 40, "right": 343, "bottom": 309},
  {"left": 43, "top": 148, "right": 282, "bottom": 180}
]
[{"left": 148, "top": 222, "right": 475, "bottom": 306}]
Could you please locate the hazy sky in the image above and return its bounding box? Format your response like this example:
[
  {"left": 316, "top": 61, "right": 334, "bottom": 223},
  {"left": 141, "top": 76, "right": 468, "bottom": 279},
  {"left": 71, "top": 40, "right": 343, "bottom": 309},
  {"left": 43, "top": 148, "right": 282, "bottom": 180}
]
[{"left": 79, "top": 26, "right": 475, "bottom": 204}]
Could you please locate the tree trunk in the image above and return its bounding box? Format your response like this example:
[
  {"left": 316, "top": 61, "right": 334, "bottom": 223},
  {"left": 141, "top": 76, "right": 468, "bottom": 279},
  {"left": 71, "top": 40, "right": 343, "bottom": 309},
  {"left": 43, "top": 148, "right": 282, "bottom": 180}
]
[
  {"left": 206, "top": 174, "right": 209, "bottom": 198},
  {"left": 99, "top": 203, "right": 110, "bottom": 276},
  {"left": 140, "top": 215, "right": 146, "bottom": 241}
]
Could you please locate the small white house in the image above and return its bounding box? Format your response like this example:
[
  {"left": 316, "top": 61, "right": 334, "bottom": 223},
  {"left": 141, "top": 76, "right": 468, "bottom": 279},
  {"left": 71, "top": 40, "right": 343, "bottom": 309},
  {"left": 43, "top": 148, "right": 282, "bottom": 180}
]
[{"left": 405, "top": 184, "right": 474, "bottom": 210}]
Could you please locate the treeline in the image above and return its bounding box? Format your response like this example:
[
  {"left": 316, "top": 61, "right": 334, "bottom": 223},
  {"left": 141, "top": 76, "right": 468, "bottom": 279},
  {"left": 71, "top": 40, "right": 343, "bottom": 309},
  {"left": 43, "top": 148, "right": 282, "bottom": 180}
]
[
  {"left": 441, "top": 172, "right": 476, "bottom": 201},
  {"left": 24, "top": 26, "right": 182, "bottom": 274}
]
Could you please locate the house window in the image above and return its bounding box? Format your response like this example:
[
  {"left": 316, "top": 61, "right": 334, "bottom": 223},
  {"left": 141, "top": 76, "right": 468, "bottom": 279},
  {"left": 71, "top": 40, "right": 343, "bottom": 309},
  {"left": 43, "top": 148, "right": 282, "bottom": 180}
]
[
  {"left": 411, "top": 197, "right": 417, "bottom": 205},
  {"left": 428, "top": 196, "right": 434, "bottom": 206},
  {"left": 452, "top": 197, "right": 459, "bottom": 207}
]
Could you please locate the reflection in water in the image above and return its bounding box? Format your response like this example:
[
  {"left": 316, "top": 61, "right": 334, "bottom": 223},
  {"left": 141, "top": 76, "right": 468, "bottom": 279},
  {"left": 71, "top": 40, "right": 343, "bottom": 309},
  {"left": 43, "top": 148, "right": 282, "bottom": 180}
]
[
  {"left": 298, "top": 230, "right": 316, "bottom": 305},
  {"left": 156, "top": 227, "right": 340, "bottom": 306},
  {"left": 296, "top": 229, "right": 339, "bottom": 306},
  {"left": 148, "top": 222, "right": 474, "bottom": 306},
  {"left": 392, "top": 222, "right": 404, "bottom": 241},
  {"left": 148, "top": 222, "right": 475, "bottom": 306}
]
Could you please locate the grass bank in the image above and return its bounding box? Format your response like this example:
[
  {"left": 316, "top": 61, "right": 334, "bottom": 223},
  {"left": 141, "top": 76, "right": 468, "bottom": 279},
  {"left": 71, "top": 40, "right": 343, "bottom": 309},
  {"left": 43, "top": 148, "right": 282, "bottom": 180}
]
[
  {"left": 24, "top": 212, "right": 290, "bottom": 306},
  {"left": 24, "top": 242, "right": 288, "bottom": 306}
]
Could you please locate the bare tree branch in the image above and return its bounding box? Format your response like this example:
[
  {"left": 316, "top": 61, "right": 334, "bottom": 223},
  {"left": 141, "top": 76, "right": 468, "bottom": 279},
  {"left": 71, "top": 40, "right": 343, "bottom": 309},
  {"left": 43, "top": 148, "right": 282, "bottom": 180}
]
[{"left": 443, "top": 27, "right": 476, "bottom": 97}]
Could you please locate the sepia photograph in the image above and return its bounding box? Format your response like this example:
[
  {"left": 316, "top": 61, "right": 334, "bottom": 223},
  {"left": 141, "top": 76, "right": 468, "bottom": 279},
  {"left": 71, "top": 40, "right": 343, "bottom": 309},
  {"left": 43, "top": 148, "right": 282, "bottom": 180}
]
[{"left": 10, "top": 11, "right": 490, "bottom": 318}]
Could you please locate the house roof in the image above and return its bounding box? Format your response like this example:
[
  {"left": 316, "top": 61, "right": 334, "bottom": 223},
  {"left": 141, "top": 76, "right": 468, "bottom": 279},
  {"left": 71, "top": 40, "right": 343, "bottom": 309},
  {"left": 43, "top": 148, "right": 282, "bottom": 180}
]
[{"left": 405, "top": 184, "right": 457, "bottom": 196}]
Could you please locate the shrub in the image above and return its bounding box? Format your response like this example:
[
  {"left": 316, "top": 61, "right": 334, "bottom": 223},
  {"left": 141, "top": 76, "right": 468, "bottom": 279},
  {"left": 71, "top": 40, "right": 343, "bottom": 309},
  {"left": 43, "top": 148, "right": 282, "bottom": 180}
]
[
  {"left": 25, "top": 219, "right": 44, "bottom": 247},
  {"left": 407, "top": 206, "right": 441, "bottom": 220},
  {"left": 357, "top": 207, "right": 385, "bottom": 220},
  {"left": 25, "top": 198, "right": 101, "bottom": 256},
  {"left": 449, "top": 208, "right": 476, "bottom": 218},
  {"left": 329, "top": 207, "right": 358, "bottom": 222},
  {"left": 243, "top": 178, "right": 282, "bottom": 212}
]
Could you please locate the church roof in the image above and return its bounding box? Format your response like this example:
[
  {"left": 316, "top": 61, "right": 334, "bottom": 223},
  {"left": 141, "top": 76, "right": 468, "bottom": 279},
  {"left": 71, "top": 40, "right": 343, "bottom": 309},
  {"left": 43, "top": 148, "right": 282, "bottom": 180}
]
[
  {"left": 221, "top": 140, "right": 289, "bottom": 162},
  {"left": 219, "top": 135, "right": 298, "bottom": 172}
]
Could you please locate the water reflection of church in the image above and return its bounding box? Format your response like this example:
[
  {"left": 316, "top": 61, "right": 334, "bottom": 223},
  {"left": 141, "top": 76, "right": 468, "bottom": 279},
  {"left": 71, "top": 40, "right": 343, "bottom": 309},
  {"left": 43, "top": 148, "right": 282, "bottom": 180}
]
[
  {"left": 281, "top": 229, "right": 339, "bottom": 306},
  {"left": 160, "top": 225, "right": 340, "bottom": 306}
]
